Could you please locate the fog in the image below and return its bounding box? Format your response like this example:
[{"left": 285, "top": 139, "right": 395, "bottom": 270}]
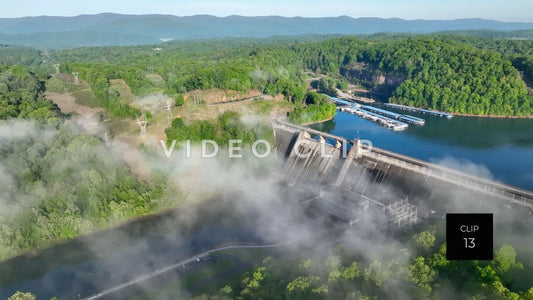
[
  {"left": 0, "top": 119, "right": 532, "bottom": 299},
  {"left": 135, "top": 93, "right": 174, "bottom": 111},
  {"left": 431, "top": 156, "right": 494, "bottom": 180}
]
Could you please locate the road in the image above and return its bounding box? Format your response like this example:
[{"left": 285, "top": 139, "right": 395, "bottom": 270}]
[
  {"left": 336, "top": 89, "right": 375, "bottom": 103},
  {"left": 205, "top": 94, "right": 266, "bottom": 106}
]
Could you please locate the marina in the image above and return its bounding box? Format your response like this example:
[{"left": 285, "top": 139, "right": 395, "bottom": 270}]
[
  {"left": 384, "top": 103, "right": 453, "bottom": 119},
  {"left": 328, "top": 95, "right": 423, "bottom": 130},
  {"left": 326, "top": 94, "right": 426, "bottom": 128},
  {"left": 399, "top": 115, "right": 425, "bottom": 125},
  {"left": 360, "top": 105, "right": 425, "bottom": 125},
  {"left": 328, "top": 95, "right": 355, "bottom": 106},
  {"left": 339, "top": 106, "right": 408, "bottom": 131}
]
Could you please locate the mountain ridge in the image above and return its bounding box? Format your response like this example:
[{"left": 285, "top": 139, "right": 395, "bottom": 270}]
[{"left": 1, "top": 13, "right": 533, "bottom": 49}]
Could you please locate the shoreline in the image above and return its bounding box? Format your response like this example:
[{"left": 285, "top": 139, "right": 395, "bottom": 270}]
[
  {"left": 451, "top": 112, "right": 533, "bottom": 119},
  {"left": 301, "top": 116, "right": 334, "bottom": 126},
  {"left": 0, "top": 196, "right": 218, "bottom": 265},
  {"left": 337, "top": 93, "right": 376, "bottom": 104},
  {"left": 387, "top": 102, "right": 533, "bottom": 119}
]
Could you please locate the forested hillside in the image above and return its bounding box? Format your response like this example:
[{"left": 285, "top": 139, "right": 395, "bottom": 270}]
[
  {"left": 385, "top": 39, "right": 530, "bottom": 115},
  {"left": 1, "top": 33, "right": 533, "bottom": 259},
  {"left": 0, "top": 66, "right": 169, "bottom": 260},
  {"left": 0, "top": 65, "right": 59, "bottom": 121},
  {"left": 41, "top": 35, "right": 533, "bottom": 117},
  {"left": 0, "top": 45, "right": 42, "bottom": 66}
]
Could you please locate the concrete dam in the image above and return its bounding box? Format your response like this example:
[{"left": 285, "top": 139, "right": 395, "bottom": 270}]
[{"left": 272, "top": 119, "right": 533, "bottom": 226}]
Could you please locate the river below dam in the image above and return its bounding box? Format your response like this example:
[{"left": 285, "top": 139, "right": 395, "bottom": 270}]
[
  {"left": 0, "top": 188, "right": 324, "bottom": 299},
  {"left": 311, "top": 109, "right": 533, "bottom": 191},
  {"left": 2, "top": 110, "right": 533, "bottom": 299}
]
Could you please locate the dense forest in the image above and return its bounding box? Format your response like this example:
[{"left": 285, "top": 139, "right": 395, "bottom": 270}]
[
  {"left": 165, "top": 110, "right": 274, "bottom": 146},
  {"left": 0, "top": 66, "right": 60, "bottom": 122},
  {"left": 193, "top": 228, "right": 533, "bottom": 300},
  {"left": 34, "top": 35, "right": 533, "bottom": 117},
  {"left": 385, "top": 39, "right": 530, "bottom": 115},
  {"left": 0, "top": 66, "right": 169, "bottom": 260},
  {"left": 288, "top": 92, "right": 337, "bottom": 124},
  {"left": 2, "top": 34, "right": 533, "bottom": 258}
]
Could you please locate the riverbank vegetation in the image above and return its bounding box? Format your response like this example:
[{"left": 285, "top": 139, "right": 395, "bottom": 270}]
[
  {"left": 0, "top": 66, "right": 170, "bottom": 261},
  {"left": 165, "top": 110, "right": 274, "bottom": 146},
  {"left": 191, "top": 228, "right": 532, "bottom": 300},
  {"left": 288, "top": 91, "right": 336, "bottom": 125}
]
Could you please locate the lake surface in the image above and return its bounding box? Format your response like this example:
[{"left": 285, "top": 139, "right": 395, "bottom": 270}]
[{"left": 311, "top": 108, "right": 533, "bottom": 191}]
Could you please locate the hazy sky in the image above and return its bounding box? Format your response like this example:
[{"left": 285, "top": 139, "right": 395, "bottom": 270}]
[{"left": 2, "top": 0, "right": 532, "bottom": 22}]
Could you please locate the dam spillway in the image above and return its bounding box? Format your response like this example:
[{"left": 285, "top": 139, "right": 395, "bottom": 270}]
[{"left": 272, "top": 119, "right": 533, "bottom": 224}]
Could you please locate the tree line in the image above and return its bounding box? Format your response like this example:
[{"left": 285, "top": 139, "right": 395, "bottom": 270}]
[
  {"left": 192, "top": 227, "right": 532, "bottom": 300},
  {"left": 39, "top": 35, "right": 533, "bottom": 117},
  {"left": 0, "top": 66, "right": 170, "bottom": 260}
]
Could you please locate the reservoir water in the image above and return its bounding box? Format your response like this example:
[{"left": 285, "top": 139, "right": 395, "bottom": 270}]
[{"left": 311, "top": 109, "right": 533, "bottom": 191}]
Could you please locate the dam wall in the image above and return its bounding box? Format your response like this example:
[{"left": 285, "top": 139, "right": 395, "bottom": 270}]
[{"left": 272, "top": 119, "right": 533, "bottom": 211}]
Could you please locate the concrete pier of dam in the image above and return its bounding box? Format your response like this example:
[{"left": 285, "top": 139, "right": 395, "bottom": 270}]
[{"left": 272, "top": 119, "right": 533, "bottom": 224}]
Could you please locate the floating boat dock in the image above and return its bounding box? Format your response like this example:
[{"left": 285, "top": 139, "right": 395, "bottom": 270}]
[
  {"left": 339, "top": 105, "right": 408, "bottom": 131},
  {"left": 329, "top": 96, "right": 354, "bottom": 106},
  {"left": 383, "top": 103, "right": 453, "bottom": 119},
  {"left": 398, "top": 115, "right": 425, "bottom": 125},
  {"left": 326, "top": 95, "right": 424, "bottom": 130},
  {"left": 361, "top": 105, "right": 425, "bottom": 125}
]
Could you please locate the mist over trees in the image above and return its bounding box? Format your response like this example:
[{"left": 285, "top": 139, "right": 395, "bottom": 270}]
[
  {"left": 0, "top": 65, "right": 169, "bottom": 260},
  {"left": 165, "top": 110, "right": 274, "bottom": 146},
  {"left": 1, "top": 31, "right": 533, "bottom": 298},
  {"left": 193, "top": 230, "right": 532, "bottom": 300},
  {"left": 1, "top": 33, "right": 533, "bottom": 260}
]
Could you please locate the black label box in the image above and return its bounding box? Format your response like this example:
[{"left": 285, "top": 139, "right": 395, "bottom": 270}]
[{"left": 446, "top": 213, "right": 493, "bottom": 260}]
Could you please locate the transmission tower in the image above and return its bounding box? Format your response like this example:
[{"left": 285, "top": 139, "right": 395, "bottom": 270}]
[
  {"left": 103, "top": 131, "right": 110, "bottom": 145},
  {"left": 136, "top": 118, "right": 147, "bottom": 135},
  {"left": 166, "top": 99, "right": 173, "bottom": 123},
  {"left": 72, "top": 72, "right": 80, "bottom": 85},
  {"left": 53, "top": 64, "right": 60, "bottom": 74}
]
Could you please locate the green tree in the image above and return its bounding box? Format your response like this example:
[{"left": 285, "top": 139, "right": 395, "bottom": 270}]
[
  {"left": 341, "top": 262, "right": 360, "bottom": 280},
  {"left": 220, "top": 285, "right": 232, "bottom": 295},
  {"left": 174, "top": 94, "right": 185, "bottom": 106},
  {"left": 412, "top": 230, "right": 436, "bottom": 250},
  {"left": 8, "top": 292, "right": 36, "bottom": 300},
  {"left": 493, "top": 244, "right": 523, "bottom": 275},
  {"left": 145, "top": 110, "right": 153, "bottom": 124},
  {"left": 407, "top": 256, "right": 436, "bottom": 297}
]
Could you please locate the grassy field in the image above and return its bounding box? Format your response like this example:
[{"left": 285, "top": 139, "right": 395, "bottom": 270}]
[
  {"left": 46, "top": 74, "right": 99, "bottom": 107},
  {"left": 110, "top": 79, "right": 138, "bottom": 105},
  {"left": 146, "top": 73, "right": 168, "bottom": 89}
]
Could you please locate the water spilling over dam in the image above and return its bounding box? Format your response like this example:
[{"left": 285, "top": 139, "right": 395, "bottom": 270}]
[{"left": 272, "top": 119, "right": 533, "bottom": 226}]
